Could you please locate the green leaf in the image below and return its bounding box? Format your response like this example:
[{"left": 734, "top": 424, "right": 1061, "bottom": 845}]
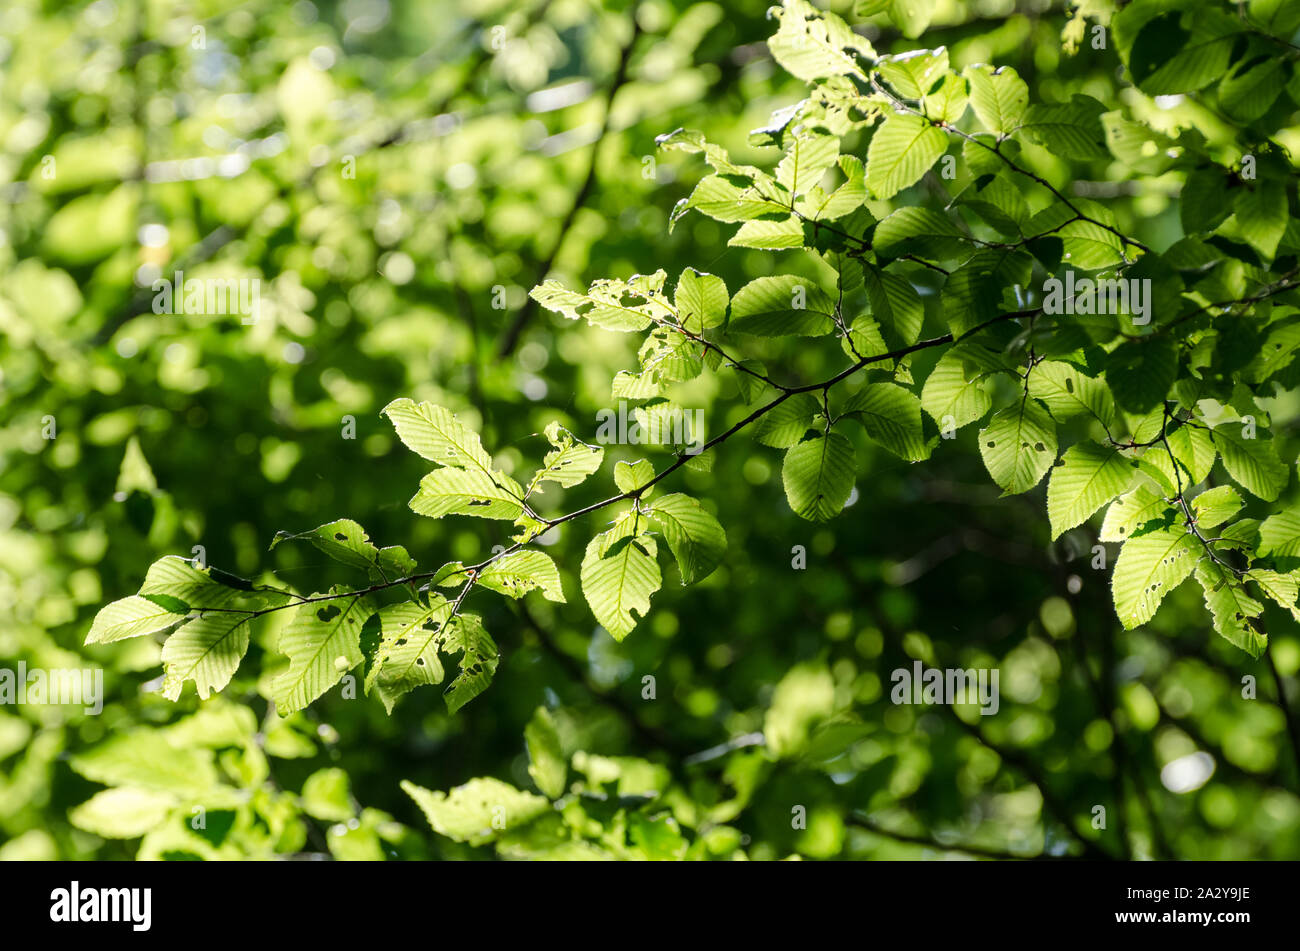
[
  {"left": 1105, "top": 339, "right": 1177, "bottom": 414},
  {"left": 1112, "top": 527, "right": 1200, "bottom": 628},
  {"left": 863, "top": 264, "right": 924, "bottom": 346},
  {"left": 923, "top": 72, "right": 969, "bottom": 124},
  {"left": 402, "top": 777, "right": 550, "bottom": 846},
  {"left": 1181, "top": 167, "right": 1234, "bottom": 234},
  {"left": 115, "top": 435, "right": 157, "bottom": 497},
  {"left": 69, "top": 787, "right": 175, "bottom": 839},
  {"left": 86, "top": 595, "right": 188, "bottom": 645},
  {"left": 647, "top": 493, "right": 728, "bottom": 584},
  {"left": 475, "top": 550, "right": 567, "bottom": 603},
  {"left": 1258, "top": 508, "right": 1300, "bottom": 562},
  {"left": 765, "top": 661, "right": 836, "bottom": 758},
  {"left": 271, "top": 518, "right": 416, "bottom": 581},
  {"left": 866, "top": 114, "right": 948, "bottom": 201},
  {"left": 754, "top": 393, "right": 821, "bottom": 449},
  {"left": 963, "top": 64, "right": 1028, "bottom": 136},
  {"left": 768, "top": 0, "right": 872, "bottom": 83},
  {"left": 1166, "top": 422, "right": 1218, "bottom": 484},
  {"left": 1047, "top": 441, "right": 1134, "bottom": 539},
  {"left": 1028, "top": 361, "right": 1115, "bottom": 426},
  {"left": 920, "top": 343, "right": 1003, "bottom": 430},
  {"left": 729, "top": 217, "right": 805, "bottom": 249},
  {"left": 301, "top": 768, "right": 355, "bottom": 822},
  {"left": 876, "top": 48, "right": 949, "bottom": 100},
  {"left": 382, "top": 398, "right": 495, "bottom": 470},
  {"left": 1124, "top": 9, "right": 1239, "bottom": 95},
  {"left": 440, "top": 613, "right": 499, "bottom": 714},
  {"left": 1218, "top": 54, "right": 1285, "bottom": 121},
  {"left": 525, "top": 707, "right": 567, "bottom": 800},
  {"left": 1235, "top": 181, "right": 1287, "bottom": 261},
  {"left": 729, "top": 275, "right": 837, "bottom": 336},
  {"left": 1100, "top": 483, "right": 1173, "bottom": 543},
  {"left": 1191, "top": 485, "right": 1242, "bottom": 529},
  {"left": 673, "top": 174, "right": 787, "bottom": 226},
  {"left": 368, "top": 597, "right": 451, "bottom": 713},
  {"left": 856, "top": 0, "right": 934, "bottom": 38},
  {"left": 842, "top": 383, "right": 928, "bottom": 461},
  {"left": 580, "top": 531, "right": 661, "bottom": 641},
  {"left": 69, "top": 729, "right": 217, "bottom": 796},
  {"left": 941, "top": 248, "right": 1033, "bottom": 338},
  {"left": 1250, "top": 567, "right": 1300, "bottom": 621},
  {"left": 782, "top": 431, "right": 856, "bottom": 522},
  {"left": 872, "top": 207, "right": 966, "bottom": 262},
  {"left": 1019, "top": 95, "right": 1108, "bottom": 159},
  {"left": 408, "top": 467, "right": 525, "bottom": 520},
  {"left": 614, "top": 459, "right": 656, "bottom": 496},
  {"left": 1212, "top": 422, "right": 1287, "bottom": 501},
  {"left": 978, "top": 399, "right": 1057, "bottom": 495},
  {"left": 160, "top": 613, "right": 252, "bottom": 701},
  {"left": 1195, "top": 561, "right": 1266, "bottom": 657},
  {"left": 273, "top": 593, "right": 376, "bottom": 714},
  {"left": 674, "top": 268, "right": 728, "bottom": 333},
  {"left": 529, "top": 422, "right": 604, "bottom": 491},
  {"left": 802, "top": 155, "right": 868, "bottom": 221},
  {"left": 526, "top": 272, "right": 672, "bottom": 333},
  {"left": 776, "top": 130, "right": 840, "bottom": 197}
]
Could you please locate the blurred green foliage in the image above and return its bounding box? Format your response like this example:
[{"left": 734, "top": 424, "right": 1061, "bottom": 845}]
[{"left": 3, "top": 0, "right": 1300, "bottom": 861}]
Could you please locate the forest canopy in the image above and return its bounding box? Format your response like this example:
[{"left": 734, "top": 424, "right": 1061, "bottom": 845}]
[{"left": 3, "top": 0, "right": 1300, "bottom": 862}]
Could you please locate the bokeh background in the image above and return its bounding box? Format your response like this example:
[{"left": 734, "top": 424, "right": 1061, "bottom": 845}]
[{"left": 2, "top": 0, "right": 1298, "bottom": 860}]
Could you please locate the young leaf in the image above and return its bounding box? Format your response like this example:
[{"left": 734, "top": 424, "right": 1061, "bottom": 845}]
[
  {"left": 767, "top": 0, "right": 872, "bottom": 83},
  {"left": 368, "top": 597, "right": 452, "bottom": 713},
  {"left": 273, "top": 593, "right": 376, "bottom": 714},
  {"left": 782, "top": 431, "right": 856, "bottom": 522},
  {"left": 382, "top": 398, "right": 495, "bottom": 471},
  {"left": 729, "top": 275, "right": 836, "bottom": 336},
  {"left": 674, "top": 268, "right": 728, "bottom": 333},
  {"left": 441, "top": 613, "right": 499, "bottom": 714},
  {"left": 1027, "top": 361, "right": 1115, "bottom": 427},
  {"left": 866, "top": 114, "right": 948, "bottom": 200},
  {"left": 614, "top": 459, "right": 656, "bottom": 496},
  {"left": 580, "top": 531, "right": 662, "bottom": 641},
  {"left": 160, "top": 614, "right": 252, "bottom": 701},
  {"left": 86, "top": 595, "right": 189, "bottom": 645},
  {"left": 530, "top": 422, "right": 604, "bottom": 491},
  {"left": 920, "top": 344, "right": 1003, "bottom": 430},
  {"left": 271, "top": 518, "right": 416, "bottom": 581},
  {"left": 1212, "top": 423, "right": 1287, "bottom": 501},
  {"left": 862, "top": 264, "right": 924, "bottom": 346},
  {"left": 1195, "top": 561, "right": 1266, "bottom": 658},
  {"left": 525, "top": 707, "right": 567, "bottom": 799},
  {"left": 1099, "top": 482, "right": 1172, "bottom": 543},
  {"left": 963, "top": 64, "right": 1028, "bottom": 135},
  {"left": 401, "top": 777, "right": 550, "bottom": 846},
  {"left": 408, "top": 468, "right": 525, "bottom": 520},
  {"left": 754, "top": 393, "right": 821, "bottom": 449},
  {"left": 1019, "top": 94, "right": 1108, "bottom": 159},
  {"left": 1111, "top": 527, "right": 1200, "bottom": 628},
  {"left": 647, "top": 493, "right": 727, "bottom": 584},
  {"left": 841, "top": 383, "right": 928, "bottom": 461},
  {"left": 474, "top": 550, "right": 566, "bottom": 603},
  {"left": 1048, "top": 441, "right": 1135, "bottom": 540},
  {"left": 1258, "top": 509, "right": 1300, "bottom": 563},
  {"left": 978, "top": 399, "right": 1058, "bottom": 495},
  {"left": 1190, "top": 485, "right": 1242, "bottom": 529}
]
